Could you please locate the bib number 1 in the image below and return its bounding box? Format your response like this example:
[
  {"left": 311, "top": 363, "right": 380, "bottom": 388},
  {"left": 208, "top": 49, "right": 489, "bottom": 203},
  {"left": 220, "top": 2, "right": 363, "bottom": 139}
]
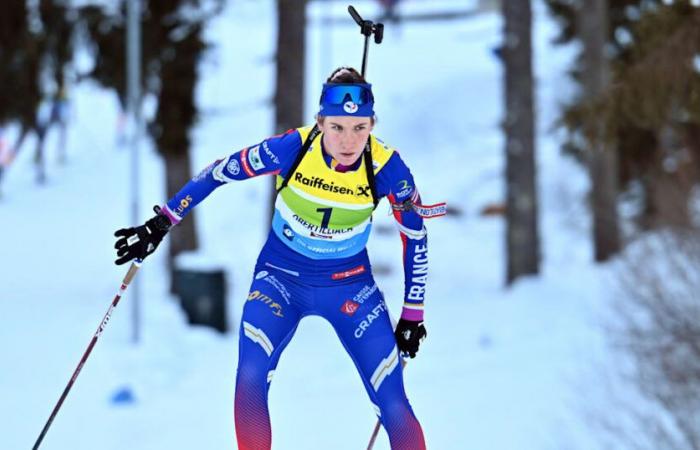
[{"left": 316, "top": 207, "right": 332, "bottom": 229}]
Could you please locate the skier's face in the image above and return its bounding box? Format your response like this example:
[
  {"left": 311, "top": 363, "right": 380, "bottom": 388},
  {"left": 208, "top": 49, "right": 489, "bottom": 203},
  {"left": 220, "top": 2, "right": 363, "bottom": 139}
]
[{"left": 317, "top": 116, "right": 374, "bottom": 166}]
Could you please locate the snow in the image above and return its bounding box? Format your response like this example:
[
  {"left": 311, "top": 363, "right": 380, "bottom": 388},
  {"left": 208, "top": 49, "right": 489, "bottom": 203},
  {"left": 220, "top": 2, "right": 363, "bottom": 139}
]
[{"left": 0, "top": 1, "right": 619, "bottom": 449}]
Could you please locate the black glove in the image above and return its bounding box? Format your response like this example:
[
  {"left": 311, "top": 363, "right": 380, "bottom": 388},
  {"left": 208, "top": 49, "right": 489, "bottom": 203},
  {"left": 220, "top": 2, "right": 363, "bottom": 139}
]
[
  {"left": 114, "top": 206, "right": 172, "bottom": 265},
  {"left": 394, "top": 318, "right": 427, "bottom": 359}
]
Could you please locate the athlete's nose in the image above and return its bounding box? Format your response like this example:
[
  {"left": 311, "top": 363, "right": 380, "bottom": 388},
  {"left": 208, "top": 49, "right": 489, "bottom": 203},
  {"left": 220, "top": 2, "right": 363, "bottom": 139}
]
[{"left": 339, "top": 131, "right": 354, "bottom": 151}]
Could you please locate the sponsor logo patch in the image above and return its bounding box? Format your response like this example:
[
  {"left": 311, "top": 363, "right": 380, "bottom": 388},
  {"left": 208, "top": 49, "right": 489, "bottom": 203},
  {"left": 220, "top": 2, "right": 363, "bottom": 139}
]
[
  {"left": 248, "top": 145, "right": 265, "bottom": 171},
  {"left": 395, "top": 179, "right": 413, "bottom": 199},
  {"left": 293, "top": 172, "right": 370, "bottom": 198},
  {"left": 262, "top": 141, "right": 280, "bottom": 164},
  {"left": 343, "top": 101, "right": 358, "bottom": 114},
  {"left": 240, "top": 148, "right": 255, "bottom": 176},
  {"left": 282, "top": 225, "right": 294, "bottom": 241},
  {"left": 253, "top": 271, "right": 291, "bottom": 303},
  {"left": 331, "top": 265, "right": 366, "bottom": 280},
  {"left": 294, "top": 173, "right": 355, "bottom": 196},
  {"left": 175, "top": 195, "right": 193, "bottom": 215},
  {"left": 354, "top": 300, "right": 387, "bottom": 338},
  {"left": 264, "top": 274, "right": 291, "bottom": 304},
  {"left": 340, "top": 300, "right": 360, "bottom": 316},
  {"left": 226, "top": 158, "right": 240, "bottom": 176},
  {"left": 255, "top": 270, "right": 269, "bottom": 280},
  {"left": 352, "top": 284, "right": 378, "bottom": 304},
  {"left": 247, "top": 290, "right": 284, "bottom": 317},
  {"left": 356, "top": 185, "right": 371, "bottom": 198},
  {"left": 293, "top": 213, "right": 353, "bottom": 238}
]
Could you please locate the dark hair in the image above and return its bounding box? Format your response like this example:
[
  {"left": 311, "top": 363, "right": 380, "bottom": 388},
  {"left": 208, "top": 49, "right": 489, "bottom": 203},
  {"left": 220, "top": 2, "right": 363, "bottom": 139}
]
[{"left": 326, "top": 67, "right": 367, "bottom": 84}]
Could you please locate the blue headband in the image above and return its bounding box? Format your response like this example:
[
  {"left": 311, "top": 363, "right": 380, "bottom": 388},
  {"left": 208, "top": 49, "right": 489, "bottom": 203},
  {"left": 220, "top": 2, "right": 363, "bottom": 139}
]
[{"left": 318, "top": 83, "right": 375, "bottom": 117}]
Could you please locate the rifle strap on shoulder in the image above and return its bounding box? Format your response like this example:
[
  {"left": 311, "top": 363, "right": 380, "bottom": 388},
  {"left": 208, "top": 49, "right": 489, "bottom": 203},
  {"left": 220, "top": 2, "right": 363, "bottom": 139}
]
[
  {"left": 276, "top": 125, "right": 321, "bottom": 194},
  {"left": 363, "top": 139, "right": 379, "bottom": 209}
]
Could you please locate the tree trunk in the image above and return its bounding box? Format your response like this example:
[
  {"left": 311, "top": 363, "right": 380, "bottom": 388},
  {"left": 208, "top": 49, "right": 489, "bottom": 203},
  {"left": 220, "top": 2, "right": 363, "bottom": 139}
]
[
  {"left": 503, "top": 0, "right": 539, "bottom": 285},
  {"left": 34, "top": 126, "right": 47, "bottom": 184},
  {"left": 164, "top": 152, "right": 198, "bottom": 264},
  {"left": 645, "top": 122, "right": 694, "bottom": 229},
  {"left": 578, "top": 0, "right": 621, "bottom": 261},
  {"left": 153, "top": 24, "right": 205, "bottom": 276},
  {"left": 269, "top": 0, "right": 307, "bottom": 223}
]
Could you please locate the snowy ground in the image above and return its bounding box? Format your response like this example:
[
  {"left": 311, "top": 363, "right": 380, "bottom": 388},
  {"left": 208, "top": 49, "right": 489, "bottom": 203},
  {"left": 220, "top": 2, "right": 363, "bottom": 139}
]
[{"left": 0, "top": 1, "right": 618, "bottom": 449}]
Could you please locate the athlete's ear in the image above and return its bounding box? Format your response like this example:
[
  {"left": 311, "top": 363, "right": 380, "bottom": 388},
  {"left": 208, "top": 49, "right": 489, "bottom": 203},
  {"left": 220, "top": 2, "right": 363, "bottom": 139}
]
[{"left": 316, "top": 115, "right": 325, "bottom": 131}]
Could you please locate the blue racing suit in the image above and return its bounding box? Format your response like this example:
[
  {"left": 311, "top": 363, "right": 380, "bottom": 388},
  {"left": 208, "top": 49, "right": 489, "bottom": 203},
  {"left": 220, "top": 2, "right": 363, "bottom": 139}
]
[{"left": 162, "top": 126, "right": 428, "bottom": 449}]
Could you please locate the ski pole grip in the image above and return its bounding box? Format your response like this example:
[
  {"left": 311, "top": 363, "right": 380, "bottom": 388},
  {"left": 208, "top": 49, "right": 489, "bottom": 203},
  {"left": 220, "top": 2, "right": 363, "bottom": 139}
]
[{"left": 122, "top": 259, "right": 142, "bottom": 286}]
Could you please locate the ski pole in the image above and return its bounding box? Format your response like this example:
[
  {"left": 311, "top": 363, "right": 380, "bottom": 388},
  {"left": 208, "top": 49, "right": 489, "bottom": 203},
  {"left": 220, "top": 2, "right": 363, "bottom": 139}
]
[
  {"left": 32, "top": 259, "right": 143, "bottom": 450},
  {"left": 348, "top": 5, "right": 384, "bottom": 78},
  {"left": 366, "top": 357, "right": 408, "bottom": 450},
  {"left": 367, "top": 308, "right": 408, "bottom": 450}
]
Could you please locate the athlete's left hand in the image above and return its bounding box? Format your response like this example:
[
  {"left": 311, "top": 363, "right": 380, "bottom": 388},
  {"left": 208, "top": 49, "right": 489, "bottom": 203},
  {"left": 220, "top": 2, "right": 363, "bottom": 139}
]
[{"left": 394, "top": 319, "right": 427, "bottom": 358}]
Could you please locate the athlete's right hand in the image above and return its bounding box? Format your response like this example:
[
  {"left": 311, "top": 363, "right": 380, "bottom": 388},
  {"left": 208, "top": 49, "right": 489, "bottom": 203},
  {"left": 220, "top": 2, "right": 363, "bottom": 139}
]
[{"left": 114, "top": 206, "right": 172, "bottom": 265}]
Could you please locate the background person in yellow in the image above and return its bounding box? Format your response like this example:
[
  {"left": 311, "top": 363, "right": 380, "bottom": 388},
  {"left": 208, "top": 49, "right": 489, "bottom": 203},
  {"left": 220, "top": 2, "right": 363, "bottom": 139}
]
[{"left": 114, "top": 67, "right": 445, "bottom": 449}]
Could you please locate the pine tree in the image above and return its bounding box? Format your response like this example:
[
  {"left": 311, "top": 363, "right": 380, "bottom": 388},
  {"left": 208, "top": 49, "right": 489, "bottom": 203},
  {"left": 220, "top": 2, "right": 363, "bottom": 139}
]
[{"left": 545, "top": 0, "right": 700, "bottom": 231}]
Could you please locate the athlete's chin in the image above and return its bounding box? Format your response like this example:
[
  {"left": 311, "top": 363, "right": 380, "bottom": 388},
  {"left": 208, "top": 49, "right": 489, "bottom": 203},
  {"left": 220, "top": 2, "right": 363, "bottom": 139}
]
[{"left": 337, "top": 153, "right": 361, "bottom": 166}]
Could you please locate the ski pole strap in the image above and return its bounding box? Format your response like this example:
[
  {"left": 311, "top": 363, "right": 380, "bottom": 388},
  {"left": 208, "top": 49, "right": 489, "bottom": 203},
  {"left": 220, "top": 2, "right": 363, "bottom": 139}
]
[{"left": 277, "top": 125, "right": 321, "bottom": 194}]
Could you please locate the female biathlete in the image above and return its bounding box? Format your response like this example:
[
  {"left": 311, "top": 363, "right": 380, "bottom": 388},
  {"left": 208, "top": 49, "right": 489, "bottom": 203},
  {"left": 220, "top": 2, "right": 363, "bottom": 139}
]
[{"left": 114, "top": 67, "right": 444, "bottom": 450}]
